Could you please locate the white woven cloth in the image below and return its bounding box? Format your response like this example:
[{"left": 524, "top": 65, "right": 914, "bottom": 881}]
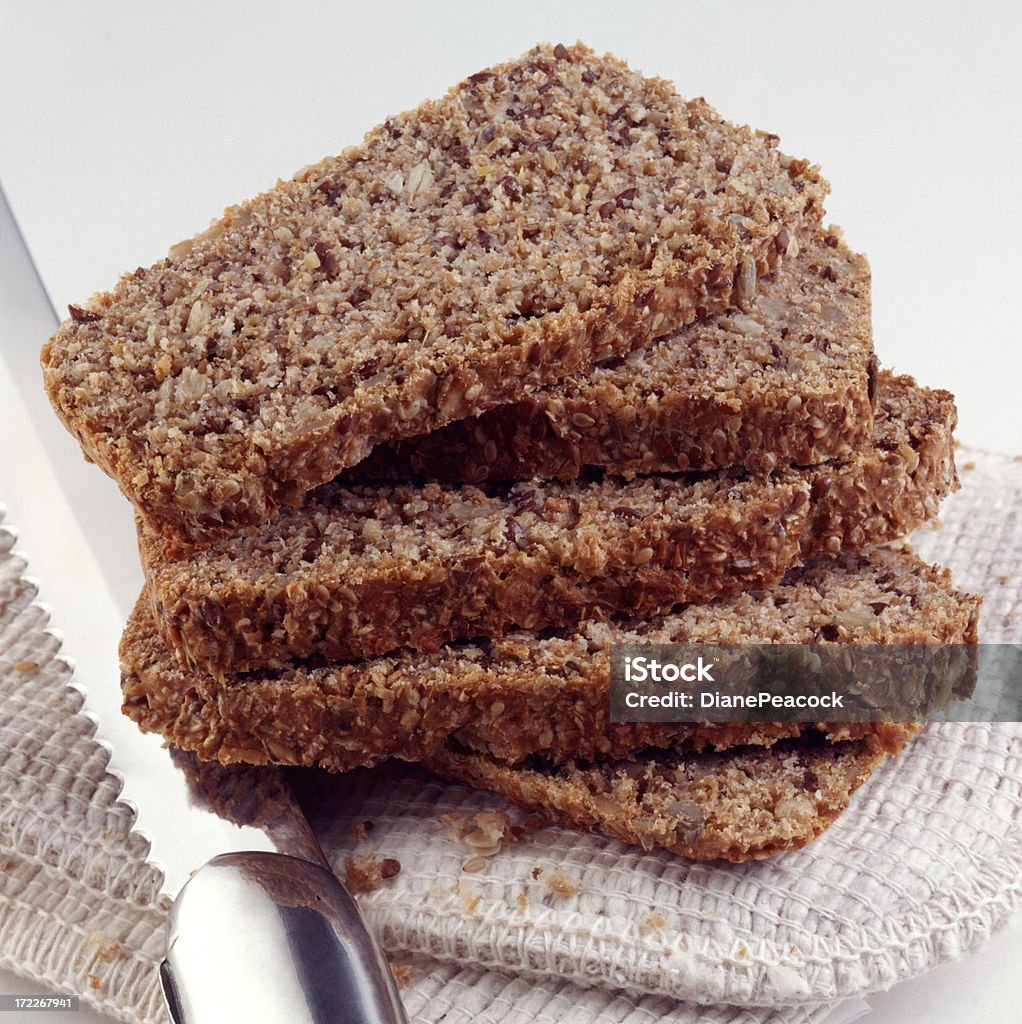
[{"left": 0, "top": 448, "right": 1019, "bottom": 1022}]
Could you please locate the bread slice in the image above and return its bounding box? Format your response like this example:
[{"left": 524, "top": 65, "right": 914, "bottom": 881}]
[
  {"left": 141, "top": 475, "right": 810, "bottom": 674},
  {"left": 422, "top": 734, "right": 887, "bottom": 862},
  {"left": 41, "top": 42, "right": 826, "bottom": 544},
  {"left": 350, "top": 227, "right": 875, "bottom": 483},
  {"left": 138, "top": 373, "right": 956, "bottom": 677},
  {"left": 120, "top": 547, "right": 980, "bottom": 773}
]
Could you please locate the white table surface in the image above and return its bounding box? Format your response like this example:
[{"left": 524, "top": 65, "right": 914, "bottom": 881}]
[{"left": 1, "top": 2, "right": 1020, "bottom": 1021}]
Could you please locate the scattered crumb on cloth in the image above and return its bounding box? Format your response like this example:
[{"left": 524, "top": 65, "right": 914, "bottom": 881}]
[
  {"left": 389, "top": 964, "right": 414, "bottom": 989},
  {"left": 545, "top": 868, "right": 579, "bottom": 897},
  {"left": 88, "top": 932, "right": 124, "bottom": 963},
  {"left": 344, "top": 853, "right": 401, "bottom": 893}
]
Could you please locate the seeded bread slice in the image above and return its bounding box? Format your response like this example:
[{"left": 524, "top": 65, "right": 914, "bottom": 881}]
[
  {"left": 141, "top": 475, "right": 810, "bottom": 675},
  {"left": 120, "top": 547, "right": 980, "bottom": 773},
  {"left": 350, "top": 227, "right": 874, "bottom": 483},
  {"left": 138, "top": 373, "right": 956, "bottom": 677},
  {"left": 42, "top": 43, "right": 825, "bottom": 545},
  {"left": 423, "top": 735, "right": 888, "bottom": 862}
]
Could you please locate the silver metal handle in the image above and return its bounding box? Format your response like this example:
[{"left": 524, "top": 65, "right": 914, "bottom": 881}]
[{"left": 160, "top": 852, "right": 406, "bottom": 1024}]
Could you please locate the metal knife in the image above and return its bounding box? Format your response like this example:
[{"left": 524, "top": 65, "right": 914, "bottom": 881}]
[{"left": 0, "top": 182, "right": 406, "bottom": 1024}]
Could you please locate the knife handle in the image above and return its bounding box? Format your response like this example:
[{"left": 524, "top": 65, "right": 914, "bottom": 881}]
[{"left": 160, "top": 852, "right": 407, "bottom": 1024}]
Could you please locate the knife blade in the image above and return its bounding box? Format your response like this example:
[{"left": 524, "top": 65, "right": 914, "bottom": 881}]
[{"left": 0, "top": 182, "right": 406, "bottom": 1023}]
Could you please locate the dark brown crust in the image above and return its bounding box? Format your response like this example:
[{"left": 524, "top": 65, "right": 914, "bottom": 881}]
[
  {"left": 138, "top": 373, "right": 957, "bottom": 678},
  {"left": 349, "top": 228, "right": 874, "bottom": 484},
  {"left": 422, "top": 735, "right": 888, "bottom": 862},
  {"left": 41, "top": 44, "right": 826, "bottom": 545},
  {"left": 119, "top": 547, "right": 981, "bottom": 773}
]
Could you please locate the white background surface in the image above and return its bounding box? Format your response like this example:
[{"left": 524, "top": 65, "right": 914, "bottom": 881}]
[
  {"left": 1, "top": 0, "right": 1020, "bottom": 452},
  {"left": 1, "top": 1, "right": 1020, "bottom": 1021}
]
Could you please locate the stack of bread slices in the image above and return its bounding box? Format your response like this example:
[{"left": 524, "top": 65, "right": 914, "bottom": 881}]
[{"left": 42, "top": 43, "right": 979, "bottom": 863}]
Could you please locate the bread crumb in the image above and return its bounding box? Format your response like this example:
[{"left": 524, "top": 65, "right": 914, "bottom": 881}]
[
  {"left": 545, "top": 868, "right": 579, "bottom": 897},
  {"left": 390, "top": 964, "right": 414, "bottom": 989},
  {"left": 531, "top": 867, "right": 543, "bottom": 880},
  {"left": 89, "top": 933, "right": 125, "bottom": 963},
  {"left": 448, "top": 810, "right": 517, "bottom": 871},
  {"left": 87, "top": 975, "right": 101, "bottom": 990},
  {"left": 14, "top": 660, "right": 38, "bottom": 674},
  {"left": 436, "top": 812, "right": 467, "bottom": 839},
  {"left": 516, "top": 892, "right": 528, "bottom": 910},
  {"left": 997, "top": 575, "right": 1011, "bottom": 586},
  {"left": 962, "top": 461, "right": 976, "bottom": 472},
  {"left": 459, "top": 809, "right": 514, "bottom": 863},
  {"left": 472, "top": 809, "right": 512, "bottom": 840},
  {"left": 344, "top": 853, "right": 401, "bottom": 893},
  {"left": 452, "top": 882, "right": 482, "bottom": 915},
  {"left": 645, "top": 911, "right": 667, "bottom": 930},
  {"left": 353, "top": 820, "right": 374, "bottom": 844}
]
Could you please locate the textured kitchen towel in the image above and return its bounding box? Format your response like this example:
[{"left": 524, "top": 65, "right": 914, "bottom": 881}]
[
  {"left": 303, "top": 450, "right": 1022, "bottom": 1008},
  {"left": 0, "top": 449, "right": 1019, "bottom": 1022},
  {"left": 0, "top": 511, "right": 837, "bottom": 1024}
]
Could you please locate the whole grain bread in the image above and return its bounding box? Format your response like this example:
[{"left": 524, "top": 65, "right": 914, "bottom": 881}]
[
  {"left": 805, "top": 372, "right": 957, "bottom": 554},
  {"left": 120, "top": 547, "right": 980, "bottom": 772},
  {"left": 141, "top": 475, "right": 810, "bottom": 675},
  {"left": 423, "top": 734, "right": 888, "bottom": 862},
  {"left": 138, "top": 373, "right": 956, "bottom": 677},
  {"left": 42, "top": 43, "right": 825, "bottom": 544},
  {"left": 349, "top": 227, "right": 875, "bottom": 483}
]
